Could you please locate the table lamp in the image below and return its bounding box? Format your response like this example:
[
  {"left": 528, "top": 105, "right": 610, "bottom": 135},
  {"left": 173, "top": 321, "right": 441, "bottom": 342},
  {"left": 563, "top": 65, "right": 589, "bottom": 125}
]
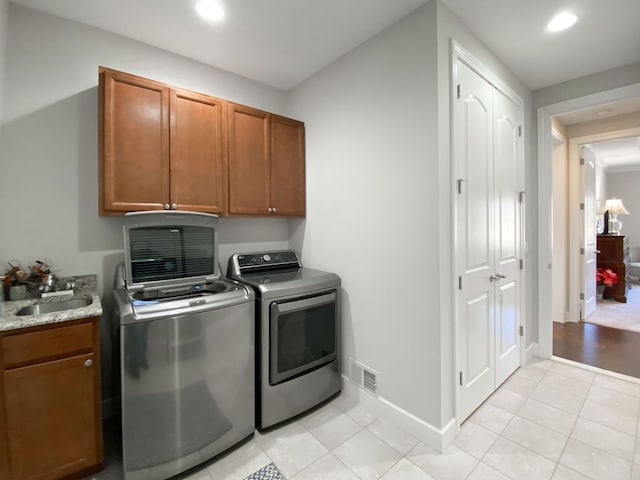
[{"left": 604, "top": 197, "right": 629, "bottom": 234}]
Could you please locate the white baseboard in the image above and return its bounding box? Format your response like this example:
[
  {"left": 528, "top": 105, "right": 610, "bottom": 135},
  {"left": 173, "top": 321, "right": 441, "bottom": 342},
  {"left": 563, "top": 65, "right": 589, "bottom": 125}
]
[
  {"left": 525, "top": 342, "right": 539, "bottom": 363},
  {"left": 341, "top": 376, "right": 455, "bottom": 453}
]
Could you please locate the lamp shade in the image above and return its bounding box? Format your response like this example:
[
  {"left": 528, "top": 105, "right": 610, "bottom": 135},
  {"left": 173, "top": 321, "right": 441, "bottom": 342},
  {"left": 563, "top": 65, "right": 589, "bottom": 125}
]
[{"left": 604, "top": 197, "right": 630, "bottom": 215}]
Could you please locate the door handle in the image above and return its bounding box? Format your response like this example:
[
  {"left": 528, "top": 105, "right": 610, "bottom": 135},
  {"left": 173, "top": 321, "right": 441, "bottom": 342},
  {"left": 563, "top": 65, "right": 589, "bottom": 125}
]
[
  {"left": 496, "top": 272, "right": 506, "bottom": 279},
  {"left": 595, "top": 249, "right": 601, "bottom": 254},
  {"left": 490, "top": 273, "right": 506, "bottom": 282}
]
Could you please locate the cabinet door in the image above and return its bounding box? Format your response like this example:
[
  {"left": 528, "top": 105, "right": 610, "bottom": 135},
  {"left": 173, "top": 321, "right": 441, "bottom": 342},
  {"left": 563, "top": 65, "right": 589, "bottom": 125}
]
[
  {"left": 170, "top": 89, "right": 225, "bottom": 213},
  {"left": 228, "top": 104, "right": 270, "bottom": 215},
  {"left": 4, "top": 353, "right": 98, "bottom": 480},
  {"left": 100, "top": 68, "right": 170, "bottom": 213},
  {"left": 270, "top": 115, "right": 305, "bottom": 216}
]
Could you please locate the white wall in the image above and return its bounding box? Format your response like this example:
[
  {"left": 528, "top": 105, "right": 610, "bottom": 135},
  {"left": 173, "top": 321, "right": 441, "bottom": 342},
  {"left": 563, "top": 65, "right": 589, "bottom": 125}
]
[
  {"left": 606, "top": 171, "right": 640, "bottom": 246},
  {"left": 566, "top": 112, "right": 640, "bottom": 139},
  {"left": 0, "top": 4, "right": 291, "bottom": 409},
  {"left": 288, "top": 0, "right": 533, "bottom": 432},
  {"left": 288, "top": 1, "right": 441, "bottom": 427},
  {"left": 534, "top": 62, "right": 640, "bottom": 109},
  {"left": 551, "top": 119, "right": 569, "bottom": 322},
  {"left": 0, "top": 0, "right": 7, "bottom": 122}
]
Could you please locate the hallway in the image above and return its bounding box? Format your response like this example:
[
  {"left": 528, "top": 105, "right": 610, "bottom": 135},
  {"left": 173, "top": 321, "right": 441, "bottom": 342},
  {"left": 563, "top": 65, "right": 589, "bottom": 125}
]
[{"left": 553, "top": 321, "right": 640, "bottom": 377}]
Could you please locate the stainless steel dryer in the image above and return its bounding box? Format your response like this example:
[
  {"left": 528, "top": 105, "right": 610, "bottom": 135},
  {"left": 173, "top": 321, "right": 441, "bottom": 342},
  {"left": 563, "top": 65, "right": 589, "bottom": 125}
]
[
  {"left": 228, "top": 250, "right": 341, "bottom": 429},
  {"left": 112, "top": 211, "right": 255, "bottom": 480}
]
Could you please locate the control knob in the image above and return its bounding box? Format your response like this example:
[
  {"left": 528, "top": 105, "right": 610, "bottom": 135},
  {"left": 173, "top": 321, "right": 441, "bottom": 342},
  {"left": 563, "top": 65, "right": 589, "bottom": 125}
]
[{"left": 262, "top": 254, "right": 272, "bottom": 262}]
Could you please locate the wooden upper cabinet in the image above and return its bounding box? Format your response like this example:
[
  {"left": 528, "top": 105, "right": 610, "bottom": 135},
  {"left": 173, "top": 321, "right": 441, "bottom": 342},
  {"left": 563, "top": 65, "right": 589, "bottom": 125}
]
[
  {"left": 170, "top": 89, "right": 225, "bottom": 213},
  {"left": 99, "top": 67, "right": 305, "bottom": 217},
  {"left": 270, "top": 115, "right": 305, "bottom": 216},
  {"left": 99, "top": 67, "right": 225, "bottom": 215},
  {"left": 100, "top": 67, "right": 170, "bottom": 214},
  {"left": 228, "top": 104, "right": 306, "bottom": 216},
  {"left": 228, "top": 104, "right": 270, "bottom": 215}
]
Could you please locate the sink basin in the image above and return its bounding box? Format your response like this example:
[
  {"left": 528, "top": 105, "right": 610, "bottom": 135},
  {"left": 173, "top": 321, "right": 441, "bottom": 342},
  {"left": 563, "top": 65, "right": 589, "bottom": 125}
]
[{"left": 16, "top": 297, "right": 92, "bottom": 316}]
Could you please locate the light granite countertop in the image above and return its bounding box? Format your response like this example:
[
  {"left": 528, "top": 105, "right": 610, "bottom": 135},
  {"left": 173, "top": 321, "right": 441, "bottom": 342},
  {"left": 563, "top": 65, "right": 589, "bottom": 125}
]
[{"left": 0, "top": 292, "right": 103, "bottom": 332}]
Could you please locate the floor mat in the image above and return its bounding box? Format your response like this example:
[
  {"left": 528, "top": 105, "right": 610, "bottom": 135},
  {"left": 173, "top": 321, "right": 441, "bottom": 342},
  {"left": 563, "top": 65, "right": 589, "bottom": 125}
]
[{"left": 245, "top": 463, "right": 285, "bottom": 480}]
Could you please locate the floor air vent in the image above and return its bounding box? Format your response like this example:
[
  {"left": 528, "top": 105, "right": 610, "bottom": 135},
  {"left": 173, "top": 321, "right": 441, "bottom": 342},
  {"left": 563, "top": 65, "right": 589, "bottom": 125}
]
[{"left": 349, "top": 358, "right": 378, "bottom": 396}]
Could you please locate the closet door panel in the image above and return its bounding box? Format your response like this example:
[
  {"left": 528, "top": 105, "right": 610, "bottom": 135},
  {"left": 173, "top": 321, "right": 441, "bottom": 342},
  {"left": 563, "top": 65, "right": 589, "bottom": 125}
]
[
  {"left": 493, "top": 89, "right": 522, "bottom": 386},
  {"left": 454, "top": 61, "right": 496, "bottom": 422}
]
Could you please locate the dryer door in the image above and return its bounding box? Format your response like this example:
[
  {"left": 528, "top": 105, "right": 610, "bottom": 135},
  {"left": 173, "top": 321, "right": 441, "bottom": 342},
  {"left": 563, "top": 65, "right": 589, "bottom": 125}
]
[{"left": 269, "top": 291, "right": 337, "bottom": 385}]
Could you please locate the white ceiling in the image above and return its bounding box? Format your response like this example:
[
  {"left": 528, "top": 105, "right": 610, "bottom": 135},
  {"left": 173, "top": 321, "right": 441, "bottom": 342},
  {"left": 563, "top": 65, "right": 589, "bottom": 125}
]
[
  {"left": 8, "top": 0, "right": 428, "bottom": 90},
  {"left": 556, "top": 98, "right": 640, "bottom": 125},
  {"left": 587, "top": 137, "right": 640, "bottom": 173},
  {"left": 8, "top": 0, "right": 640, "bottom": 91},
  {"left": 439, "top": 0, "right": 640, "bottom": 90}
]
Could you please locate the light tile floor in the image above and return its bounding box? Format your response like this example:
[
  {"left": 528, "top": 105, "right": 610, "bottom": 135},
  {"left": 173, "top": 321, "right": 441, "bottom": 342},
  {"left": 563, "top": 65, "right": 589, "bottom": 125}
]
[{"left": 91, "top": 358, "right": 640, "bottom": 480}]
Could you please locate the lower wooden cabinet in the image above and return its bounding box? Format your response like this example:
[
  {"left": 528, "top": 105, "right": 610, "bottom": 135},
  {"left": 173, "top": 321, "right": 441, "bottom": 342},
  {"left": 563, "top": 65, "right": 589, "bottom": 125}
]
[
  {"left": 0, "top": 318, "right": 103, "bottom": 480},
  {"left": 597, "top": 234, "right": 628, "bottom": 303}
]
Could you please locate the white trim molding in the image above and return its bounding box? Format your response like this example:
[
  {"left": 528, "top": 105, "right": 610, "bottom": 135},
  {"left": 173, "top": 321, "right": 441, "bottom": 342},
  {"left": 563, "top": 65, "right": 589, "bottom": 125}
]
[
  {"left": 341, "top": 376, "right": 456, "bottom": 453},
  {"left": 525, "top": 342, "right": 539, "bottom": 363},
  {"left": 537, "top": 82, "right": 640, "bottom": 358}
]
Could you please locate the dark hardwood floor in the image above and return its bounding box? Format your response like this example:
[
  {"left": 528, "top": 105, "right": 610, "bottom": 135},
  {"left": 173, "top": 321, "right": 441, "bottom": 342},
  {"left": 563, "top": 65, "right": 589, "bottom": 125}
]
[{"left": 553, "top": 321, "right": 640, "bottom": 378}]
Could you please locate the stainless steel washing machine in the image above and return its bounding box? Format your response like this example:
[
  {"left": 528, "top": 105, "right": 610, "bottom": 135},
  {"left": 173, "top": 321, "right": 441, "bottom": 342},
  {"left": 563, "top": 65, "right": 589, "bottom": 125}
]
[
  {"left": 228, "top": 250, "right": 341, "bottom": 429},
  {"left": 112, "top": 211, "right": 255, "bottom": 480}
]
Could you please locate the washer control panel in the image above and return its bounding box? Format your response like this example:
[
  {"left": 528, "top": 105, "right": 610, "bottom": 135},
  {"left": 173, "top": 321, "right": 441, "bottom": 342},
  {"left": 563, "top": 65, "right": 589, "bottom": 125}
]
[{"left": 236, "top": 250, "right": 299, "bottom": 269}]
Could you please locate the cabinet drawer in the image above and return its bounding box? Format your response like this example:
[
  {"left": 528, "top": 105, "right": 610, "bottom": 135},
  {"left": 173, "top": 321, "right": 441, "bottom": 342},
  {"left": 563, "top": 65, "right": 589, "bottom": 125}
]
[{"left": 2, "top": 322, "right": 94, "bottom": 368}]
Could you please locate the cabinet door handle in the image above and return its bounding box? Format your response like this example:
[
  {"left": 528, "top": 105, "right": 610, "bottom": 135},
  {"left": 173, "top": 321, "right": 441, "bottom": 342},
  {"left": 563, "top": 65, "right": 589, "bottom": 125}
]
[
  {"left": 272, "top": 207, "right": 277, "bottom": 213},
  {"left": 171, "top": 203, "right": 178, "bottom": 210},
  {"left": 267, "top": 207, "right": 272, "bottom": 213},
  {"left": 164, "top": 203, "right": 170, "bottom": 210},
  {"left": 84, "top": 359, "right": 93, "bottom": 367}
]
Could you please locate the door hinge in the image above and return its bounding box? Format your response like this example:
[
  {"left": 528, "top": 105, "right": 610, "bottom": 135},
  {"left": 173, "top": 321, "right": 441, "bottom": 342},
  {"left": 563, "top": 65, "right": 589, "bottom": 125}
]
[
  {"left": 580, "top": 247, "right": 585, "bottom": 255},
  {"left": 580, "top": 202, "right": 585, "bottom": 210},
  {"left": 519, "top": 325, "right": 524, "bottom": 337},
  {"left": 456, "top": 84, "right": 461, "bottom": 99},
  {"left": 459, "top": 371, "right": 463, "bottom": 386},
  {"left": 519, "top": 259, "right": 524, "bottom": 270},
  {"left": 458, "top": 276, "right": 463, "bottom": 290},
  {"left": 580, "top": 293, "right": 584, "bottom": 300},
  {"left": 580, "top": 157, "right": 585, "bottom": 166},
  {"left": 519, "top": 191, "right": 525, "bottom": 204},
  {"left": 456, "top": 178, "right": 464, "bottom": 195},
  {"left": 518, "top": 125, "right": 522, "bottom": 137}
]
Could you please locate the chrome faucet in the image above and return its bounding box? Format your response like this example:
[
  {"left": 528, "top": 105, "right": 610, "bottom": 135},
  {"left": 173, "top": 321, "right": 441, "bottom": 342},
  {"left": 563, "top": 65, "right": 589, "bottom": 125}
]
[{"left": 40, "top": 273, "right": 58, "bottom": 293}]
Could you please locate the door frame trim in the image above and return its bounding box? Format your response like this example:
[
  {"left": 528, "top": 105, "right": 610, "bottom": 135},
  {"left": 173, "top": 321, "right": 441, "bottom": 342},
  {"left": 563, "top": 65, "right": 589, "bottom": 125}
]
[
  {"left": 451, "top": 39, "right": 526, "bottom": 429},
  {"left": 537, "top": 83, "right": 640, "bottom": 358}
]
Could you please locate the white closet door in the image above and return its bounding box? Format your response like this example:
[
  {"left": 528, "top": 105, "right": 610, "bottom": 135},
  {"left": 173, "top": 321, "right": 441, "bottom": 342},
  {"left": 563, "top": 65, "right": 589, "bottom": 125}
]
[
  {"left": 493, "top": 89, "right": 522, "bottom": 386},
  {"left": 455, "top": 59, "right": 524, "bottom": 422},
  {"left": 455, "top": 61, "right": 496, "bottom": 422},
  {"left": 582, "top": 147, "right": 597, "bottom": 319}
]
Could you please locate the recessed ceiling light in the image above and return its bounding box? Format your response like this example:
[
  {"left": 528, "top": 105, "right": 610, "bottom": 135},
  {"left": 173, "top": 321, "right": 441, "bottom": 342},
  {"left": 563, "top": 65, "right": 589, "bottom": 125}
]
[
  {"left": 196, "top": 0, "right": 225, "bottom": 22},
  {"left": 546, "top": 11, "right": 577, "bottom": 32},
  {"left": 596, "top": 108, "right": 613, "bottom": 116}
]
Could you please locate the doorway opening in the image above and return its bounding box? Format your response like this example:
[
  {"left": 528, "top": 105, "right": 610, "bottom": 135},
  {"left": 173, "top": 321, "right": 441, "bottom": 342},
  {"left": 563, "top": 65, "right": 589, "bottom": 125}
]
[{"left": 538, "top": 84, "right": 640, "bottom": 378}]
